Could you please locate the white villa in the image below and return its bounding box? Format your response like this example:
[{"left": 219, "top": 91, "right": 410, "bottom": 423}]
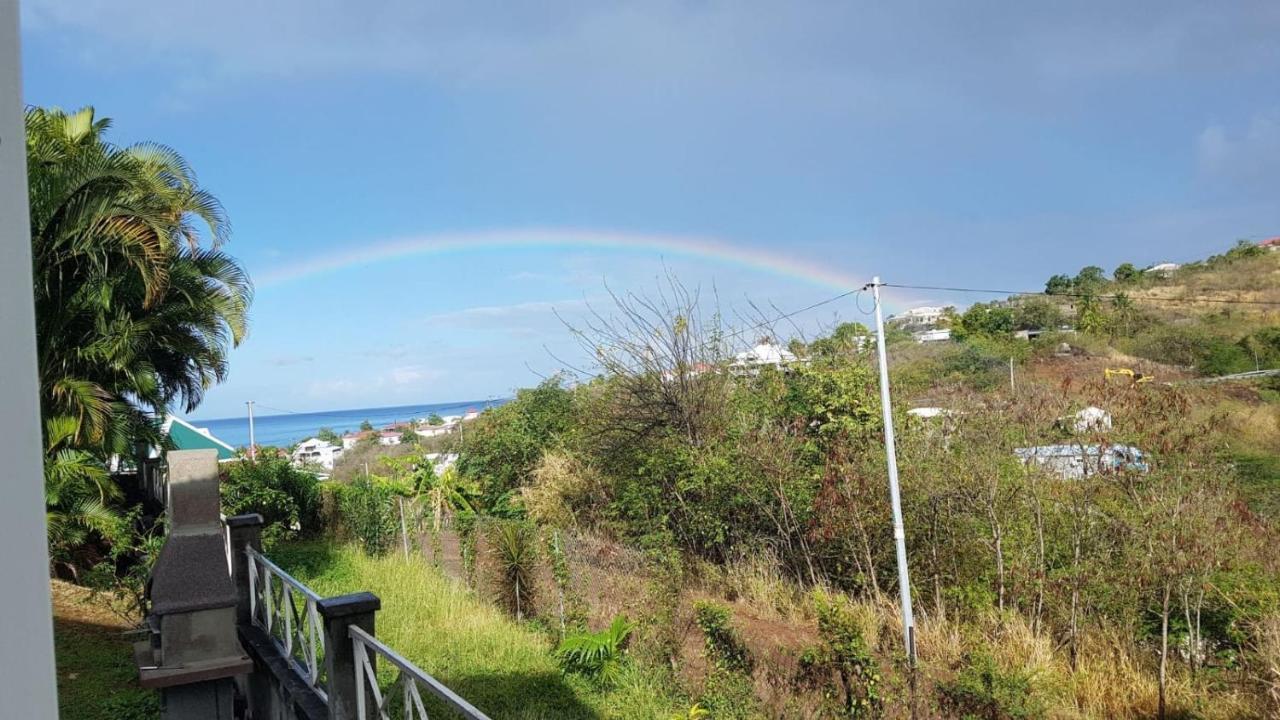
[
  {"left": 1145, "top": 262, "right": 1181, "bottom": 276},
  {"left": 889, "top": 306, "right": 946, "bottom": 327},
  {"left": 291, "top": 438, "right": 343, "bottom": 470}
]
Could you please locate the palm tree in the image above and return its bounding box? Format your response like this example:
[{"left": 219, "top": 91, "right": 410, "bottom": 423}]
[
  {"left": 27, "top": 106, "right": 250, "bottom": 452},
  {"left": 26, "top": 105, "right": 251, "bottom": 568}
]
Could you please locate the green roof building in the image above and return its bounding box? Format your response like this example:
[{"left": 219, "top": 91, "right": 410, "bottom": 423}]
[{"left": 162, "top": 415, "right": 238, "bottom": 461}]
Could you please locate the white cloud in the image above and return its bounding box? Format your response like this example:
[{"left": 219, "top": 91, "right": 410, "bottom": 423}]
[{"left": 1198, "top": 111, "right": 1280, "bottom": 181}]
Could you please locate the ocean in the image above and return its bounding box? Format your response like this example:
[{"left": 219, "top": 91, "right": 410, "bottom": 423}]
[{"left": 192, "top": 399, "right": 507, "bottom": 448}]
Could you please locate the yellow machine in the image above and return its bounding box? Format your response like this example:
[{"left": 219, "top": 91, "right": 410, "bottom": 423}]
[{"left": 1105, "top": 367, "right": 1153, "bottom": 383}]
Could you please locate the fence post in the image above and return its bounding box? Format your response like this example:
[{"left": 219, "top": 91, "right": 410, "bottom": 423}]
[
  {"left": 319, "top": 592, "right": 381, "bottom": 720},
  {"left": 225, "top": 513, "right": 263, "bottom": 626}
]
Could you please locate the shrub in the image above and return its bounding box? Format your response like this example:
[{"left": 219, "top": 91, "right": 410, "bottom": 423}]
[
  {"left": 488, "top": 519, "right": 539, "bottom": 619},
  {"left": 334, "top": 477, "right": 400, "bottom": 556},
  {"left": 555, "top": 615, "right": 634, "bottom": 685},
  {"left": 221, "top": 456, "right": 322, "bottom": 544},
  {"left": 798, "top": 591, "right": 881, "bottom": 717},
  {"left": 694, "top": 601, "right": 752, "bottom": 675},
  {"left": 938, "top": 651, "right": 1043, "bottom": 720}
]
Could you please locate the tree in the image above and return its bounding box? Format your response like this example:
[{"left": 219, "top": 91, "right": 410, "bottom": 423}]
[
  {"left": 1113, "top": 262, "right": 1139, "bottom": 282},
  {"left": 1073, "top": 266, "right": 1107, "bottom": 293},
  {"left": 360, "top": 419, "right": 374, "bottom": 432},
  {"left": 426, "top": 412, "right": 445, "bottom": 426},
  {"left": 317, "top": 427, "right": 341, "bottom": 445},
  {"left": 27, "top": 106, "right": 250, "bottom": 570},
  {"left": 28, "top": 107, "right": 249, "bottom": 454},
  {"left": 1045, "top": 274, "right": 1073, "bottom": 295}
]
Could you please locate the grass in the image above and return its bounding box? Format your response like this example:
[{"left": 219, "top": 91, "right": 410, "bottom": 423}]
[
  {"left": 51, "top": 580, "right": 158, "bottom": 720},
  {"left": 273, "top": 541, "right": 687, "bottom": 719}
]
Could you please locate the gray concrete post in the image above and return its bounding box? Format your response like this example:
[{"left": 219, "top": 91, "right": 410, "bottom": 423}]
[
  {"left": 225, "top": 513, "right": 264, "bottom": 626},
  {"left": 318, "top": 592, "right": 381, "bottom": 720}
]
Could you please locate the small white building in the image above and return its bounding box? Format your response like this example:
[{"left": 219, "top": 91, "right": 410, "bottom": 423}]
[
  {"left": 1145, "top": 262, "right": 1181, "bottom": 276},
  {"left": 914, "top": 328, "right": 952, "bottom": 343},
  {"left": 291, "top": 438, "right": 343, "bottom": 470},
  {"left": 415, "top": 423, "right": 454, "bottom": 439},
  {"left": 377, "top": 431, "right": 402, "bottom": 446}
]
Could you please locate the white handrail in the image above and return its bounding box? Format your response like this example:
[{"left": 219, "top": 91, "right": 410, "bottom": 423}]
[
  {"left": 246, "top": 546, "right": 327, "bottom": 701},
  {"left": 350, "top": 624, "right": 491, "bottom": 720}
]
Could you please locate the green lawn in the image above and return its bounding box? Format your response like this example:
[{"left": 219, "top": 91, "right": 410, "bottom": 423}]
[
  {"left": 51, "top": 581, "right": 158, "bottom": 720},
  {"left": 273, "top": 542, "right": 687, "bottom": 720}
]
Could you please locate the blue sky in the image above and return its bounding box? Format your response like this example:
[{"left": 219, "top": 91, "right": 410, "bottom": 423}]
[{"left": 19, "top": 1, "right": 1280, "bottom": 418}]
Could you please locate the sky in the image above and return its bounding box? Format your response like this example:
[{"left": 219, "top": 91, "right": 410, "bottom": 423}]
[{"left": 18, "top": 1, "right": 1280, "bottom": 419}]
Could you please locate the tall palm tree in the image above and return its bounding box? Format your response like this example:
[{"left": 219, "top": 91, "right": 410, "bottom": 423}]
[
  {"left": 27, "top": 106, "right": 250, "bottom": 453},
  {"left": 27, "top": 106, "right": 252, "bottom": 568}
]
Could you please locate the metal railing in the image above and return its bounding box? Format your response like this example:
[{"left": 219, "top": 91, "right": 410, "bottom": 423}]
[
  {"left": 246, "top": 546, "right": 328, "bottom": 701},
  {"left": 350, "top": 624, "right": 491, "bottom": 720}
]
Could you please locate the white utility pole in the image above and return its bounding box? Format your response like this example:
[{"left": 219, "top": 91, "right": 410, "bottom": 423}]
[
  {"left": 246, "top": 400, "right": 257, "bottom": 460},
  {"left": 869, "top": 277, "right": 917, "bottom": 663}
]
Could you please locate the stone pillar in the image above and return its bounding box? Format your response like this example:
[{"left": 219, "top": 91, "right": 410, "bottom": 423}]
[
  {"left": 225, "top": 513, "right": 263, "bottom": 626},
  {"left": 319, "top": 592, "right": 381, "bottom": 720},
  {"left": 136, "top": 449, "right": 251, "bottom": 720}
]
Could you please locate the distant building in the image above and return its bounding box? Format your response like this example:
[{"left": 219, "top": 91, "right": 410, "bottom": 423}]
[
  {"left": 415, "top": 424, "right": 454, "bottom": 439},
  {"left": 377, "top": 431, "right": 402, "bottom": 446},
  {"left": 291, "top": 438, "right": 343, "bottom": 470},
  {"left": 1259, "top": 237, "right": 1280, "bottom": 251},
  {"left": 1145, "top": 262, "right": 1181, "bottom": 276},
  {"left": 1014, "top": 444, "right": 1146, "bottom": 479},
  {"left": 731, "top": 341, "right": 798, "bottom": 373},
  {"left": 340, "top": 431, "right": 373, "bottom": 450},
  {"left": 914, "top": 328, "right": 952, "bottom": 343},
  {"left": 889, "top": 306, "right": 946, "bottom": 327},
  {"left": 158, "top": 415, "right": 239, "bottom": 462}
]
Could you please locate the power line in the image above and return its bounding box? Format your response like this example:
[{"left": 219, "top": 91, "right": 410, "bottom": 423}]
[{"left": 883, "top": 283, "right": 1280, "bottom": 307}]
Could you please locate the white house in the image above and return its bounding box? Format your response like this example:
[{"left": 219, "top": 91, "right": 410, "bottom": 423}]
[
  {"left": 889, "top": 306, "right": 945, "bottom": 327},
  {"left": 914, "top": 328, "right": 952, "bottom": 343},
  {"left": 1145, "top": 262, "right": 1181, "bottom": 276},
  {"left": 377, "top": 431, "right": 402, "bottom": 446},
  {"left": 732, "top": 341, "right": 797, "bottom": 372},
  {"left": 415, "top": 423, "right": 454, "bottom": 439},
  {"left": 291, "top": 438, "right": 343, "bottom": 470}
]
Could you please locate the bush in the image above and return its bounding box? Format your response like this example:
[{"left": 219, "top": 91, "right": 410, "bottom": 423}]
[
  {"left": 334, "top": 477, "right": 400, "bottom": 556},
  {"left": 938, "top": 651, "right": 1043, "bottom": 720},
  {"left": 694, "top": 601, "right": 752, "bottom": 675},
  {"left": 555, "top": 615, "right": 634, "bottom": 685},
  {"left": 487, "top": 519, "right": 539, "bottom": 619},
  {"left": 221, "top": 457, "right": 322, "bottom": 544},
  {"left": 1127, "top": 325, "right": 1253, "bottom": 376},
  {"left": 798, "top": 591, "right": 881, "bottom": 717}
]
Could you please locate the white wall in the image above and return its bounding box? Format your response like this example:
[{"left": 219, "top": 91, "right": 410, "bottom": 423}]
[{"left": 0, "top": 2, "right": 61, "bottom": 714}]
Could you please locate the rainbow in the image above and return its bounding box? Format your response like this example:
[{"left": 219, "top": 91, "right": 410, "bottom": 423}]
[{"left": 256, "top": 228, "right": 868, "bottom": 292}]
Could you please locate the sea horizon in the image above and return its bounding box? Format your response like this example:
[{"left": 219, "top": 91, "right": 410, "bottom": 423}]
[{"left": 190, "top": 399, "right": 508, "bottom": 449}]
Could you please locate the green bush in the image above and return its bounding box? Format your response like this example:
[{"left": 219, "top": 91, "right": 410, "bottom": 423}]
[
  {"left": 938, "top": 651, "right": 1043, "bottom": 720},
  {"left": 555, "top": 615, "right": 634, "bottom": 685},
  {"left": 1127, "top": 325, "right": 1253, "bottom": 376},
  {"left": 694, "top": 601, "right": 752, "bottom": 675},
  {"left": 798, "top": 592, "right": 881, "bottom": 718},
  {"left": 487, "top": 519, "right": 539, "bottom": 619},
  {"left": 334, "top": 477, "right": 400, "bottom": 556},
  {"left": 221, "top": 457, "right": 322, "bottom": 544}
]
